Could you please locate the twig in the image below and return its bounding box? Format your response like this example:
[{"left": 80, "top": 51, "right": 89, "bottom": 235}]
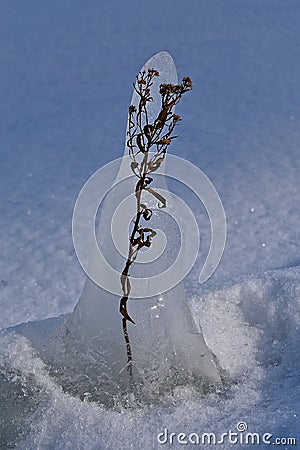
[{"left": 120, "top": 68, "right": 193, "bottom": 377}]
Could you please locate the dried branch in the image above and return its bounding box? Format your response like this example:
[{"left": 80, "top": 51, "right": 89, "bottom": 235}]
[{"left": 120, "top": 67, "right": 192, "bottom": 376}]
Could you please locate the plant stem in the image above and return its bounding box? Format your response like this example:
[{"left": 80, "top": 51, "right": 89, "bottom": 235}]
[{"left": 119, "top": 69, "right": 192, "bottom": 379}]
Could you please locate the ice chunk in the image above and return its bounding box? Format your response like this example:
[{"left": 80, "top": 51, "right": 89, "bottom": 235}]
[{"left": 62, "top": 52, "right": 222, "bottom": 404}]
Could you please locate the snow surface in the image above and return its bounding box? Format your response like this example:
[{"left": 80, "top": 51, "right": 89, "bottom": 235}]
[{"left": 0, "top": 0, "right": 300, "bottom": 448}]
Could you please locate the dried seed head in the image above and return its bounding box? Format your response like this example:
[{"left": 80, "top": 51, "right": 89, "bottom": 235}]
[
  {"left": 182, "top": 77, "right": 193, "bottom": 90},
  {"left": 159, "top": 83, "right": 173, "bottom": 95},
  {"left": 172, "top": 84, "right": 182, "bottom": 93},
  {"left": 129, "top": 105, "right": 136, "bottom": 113},
  {"left": 148, "top": 68, "right": 160, "bottom": 76},
  {"left": 173, "top": 114, "right": 181, "bottom": 122}
]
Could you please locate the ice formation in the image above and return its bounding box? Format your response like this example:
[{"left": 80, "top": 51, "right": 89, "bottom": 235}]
[{"left": 62, "top": 51, "right": 222, "bottom": 404}]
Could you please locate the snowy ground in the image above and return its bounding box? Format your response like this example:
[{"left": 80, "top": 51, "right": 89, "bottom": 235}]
[{"left": 1, "top": 1, "right": 299, "bottom": 449}]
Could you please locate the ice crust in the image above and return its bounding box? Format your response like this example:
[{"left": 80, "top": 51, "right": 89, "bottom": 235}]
[{"left": 1, "top": 268, "right": 299, "bottom": 448}]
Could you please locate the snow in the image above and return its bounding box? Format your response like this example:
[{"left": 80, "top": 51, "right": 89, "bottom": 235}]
[{"left": 1, "top": 0, "right": 300, "bottom": 448}]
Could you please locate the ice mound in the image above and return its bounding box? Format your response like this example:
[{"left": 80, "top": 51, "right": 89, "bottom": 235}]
[
  {"left": 1, "top": 266, "right": 299, "bottom": 448},
  {"left": 62, "top": 51, "right": 224, "bottom": 405}
]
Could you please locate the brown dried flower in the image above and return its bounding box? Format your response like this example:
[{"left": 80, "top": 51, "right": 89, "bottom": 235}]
[{"left": 121, "top": 66, "right": 193, "bottom": 377}]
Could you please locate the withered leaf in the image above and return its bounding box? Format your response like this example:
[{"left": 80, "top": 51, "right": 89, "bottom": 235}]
[
  {"left": 145, "top": 188, "right": 167, "bottom": 208},
  {"left": 131, "top": 161, "right": 138, "bottom": 171},
  {"left": 140, "top": 204, "right": 152, "bottom": 221},
  {"left": 136, "top": 134, "right": 145, "bottom": 153},
  {"left": 147, "top": 157, "right": 164, "bottom": 172},
  {"left": 156, "top": 138, "right": 171, "bottom": 145}
]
